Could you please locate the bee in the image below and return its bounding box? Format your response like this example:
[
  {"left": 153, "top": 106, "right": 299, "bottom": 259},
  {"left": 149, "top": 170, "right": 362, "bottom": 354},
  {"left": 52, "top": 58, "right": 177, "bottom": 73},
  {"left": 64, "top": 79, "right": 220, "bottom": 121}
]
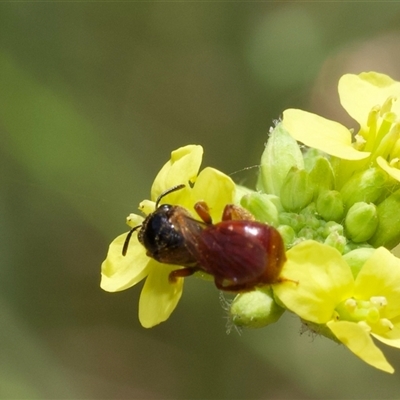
[{"left": 123, "top": 184, "right": 287, "bottom": 292}]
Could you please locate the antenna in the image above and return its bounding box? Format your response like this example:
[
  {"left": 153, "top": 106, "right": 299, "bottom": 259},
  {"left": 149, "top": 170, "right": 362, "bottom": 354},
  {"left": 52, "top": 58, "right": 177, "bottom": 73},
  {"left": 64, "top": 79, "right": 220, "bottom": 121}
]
[
  {"left": 155, "top": 183, "right": 186, "bottom": 207},
  {"left": 122, "top": 225, "right": 142, "bottom": 256}
]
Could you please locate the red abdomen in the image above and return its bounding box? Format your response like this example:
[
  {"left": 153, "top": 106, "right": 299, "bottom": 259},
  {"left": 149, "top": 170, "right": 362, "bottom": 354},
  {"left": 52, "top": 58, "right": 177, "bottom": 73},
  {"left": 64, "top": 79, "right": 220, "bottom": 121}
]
[{"left": 192, "top": 220, "right": 286, "bottom": 291}]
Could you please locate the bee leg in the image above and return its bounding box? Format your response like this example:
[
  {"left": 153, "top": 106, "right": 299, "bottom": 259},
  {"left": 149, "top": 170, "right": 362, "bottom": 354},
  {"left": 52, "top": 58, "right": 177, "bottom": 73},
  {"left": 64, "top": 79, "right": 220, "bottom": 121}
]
[
  {"left": 275, "top": 276, "right": 299, "bottom": 285},
  {"left": 169, "top": 267, "right": 199, "bottom": 283},
  {"left": 214, "top": 278, "right": 250, "bottom": 292},
  {"left": 222, "top": 205, "right": 255, "bottom": 221},
  {"left": 194, "top": 201, "right": 213, "bottom": 224}
]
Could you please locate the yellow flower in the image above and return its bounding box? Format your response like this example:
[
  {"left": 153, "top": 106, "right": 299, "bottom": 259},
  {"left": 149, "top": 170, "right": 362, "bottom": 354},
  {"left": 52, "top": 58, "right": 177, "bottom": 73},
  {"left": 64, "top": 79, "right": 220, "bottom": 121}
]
[
  {"left": 273, "top": 241, "right": 400, "bottom": 373},
  {"left": 101, "top": 145, "right": 236, "bottom": 328},
  {"left": 282, "top": 72, "right": 400, "bottom": 187}
]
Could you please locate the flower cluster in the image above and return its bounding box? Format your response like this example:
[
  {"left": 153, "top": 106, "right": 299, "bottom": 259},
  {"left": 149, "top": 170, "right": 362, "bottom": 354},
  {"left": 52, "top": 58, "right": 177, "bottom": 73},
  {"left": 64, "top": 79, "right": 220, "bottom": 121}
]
[
  {"left": 101, "top": 72, "right": 400, "bottom": 373},
  {"left": 248, "top": 72, "right": 400, "bottom": 374}
]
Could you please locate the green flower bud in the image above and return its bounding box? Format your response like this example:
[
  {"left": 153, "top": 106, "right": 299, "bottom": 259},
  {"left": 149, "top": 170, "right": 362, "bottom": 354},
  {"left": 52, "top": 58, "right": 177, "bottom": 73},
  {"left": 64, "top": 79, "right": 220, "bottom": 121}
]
[
  {"left": 298, "top": 226, "right": 316, "bottom": 240},
  {"left": 267, "top": 194, "right": 285, "bottom": 213},
  {"left": 345, "top": 202, "right": 378, "bottom": 243},
  {"left": 279, "top": 212, "right": 306, "bottom": 232},
  {"left": 309, "top": 156, "right": 335, "bottom": 196},
  {"left": 343, "top": 248, "right": 375, "bottom": 278},
  {"left": 369, "top": 187, "right": 400, "bottom": 248},
  {"left": 257, "top": 123, "right": 304, "bottom": 196},
  {"left": 316, "top": 190, "right": 345, "bottom": 222},
  {"left": 280, "top": 168, "right": 314, "bottom": 212},
  {"left": 234, "top": 184, "right": 255, "bottom": 204},
  {"left": 300, "top": 209, "right": 321, "bottom": 230},
  {"left": 343, "top": 242, "right": 373, "bottom": 253},
  {"left": 303, "top": 148, "right": 326, "bottom": 171},
  {"left": 277, "top": 225, "right": 296, "bottom": 247},
  {"left": 230, "top": 288, "right": 285, "bottom": 328},
  {"left": 240, "top": 193, "right": 279, "bottom": 226},
  {"left": 320, "top": 221, "right": 344, "bottom": 238},
  {"left": 324, "top": 231, "right": 346, "bottom": 253},
  {"left": 340, "top": 167, "right": 389, "bottom": 210},
  {"left": 299, "top": 201, "right": 317, "bottom": 218}
]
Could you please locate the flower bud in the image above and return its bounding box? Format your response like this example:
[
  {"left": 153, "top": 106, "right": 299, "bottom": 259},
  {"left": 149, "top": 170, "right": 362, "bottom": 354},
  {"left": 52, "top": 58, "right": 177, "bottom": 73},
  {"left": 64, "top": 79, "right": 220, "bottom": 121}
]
[
  {"left": 240, "top": 193, "right": 279, "bottom": 226},
  {"left": 320, "top": 221, "right": 344, "bottom": 238},
  {"left": 316, "top": 190, "right": 345, "bottom": 222},
  {"left": 280, "top": 168, "right": 314, "bottom": 212},
  {"left": 277, "top": 225, "right": 296, "bottom": 247},
  {"left": 340, "top": 167, "right": 389, "bottom": 210},
  {"left": 345, "top": 202, "right": 378, "bottom": 243},
  {"left": 230, "top": 289, "right": 285, "bottom": 328},
  {"left": 279, "top": 212, "right": 306, "bottom": 232},
  {"left": 303, "top": 148, "right": 325, "bottom": 171},
  {"left": 298, "top": 226, "right": 316, "bottom": 240},
  {"left": 343, "top": 247, "right": 375, "bottom": 278},
  {"left": 257, "top": 123, "right": 304, "bottom": 196},
  {"left": 234, "top": 184, "right": 255, "bottom": 204},
  {"left": 324, "top": 231, "right": 346, "bottom": 254},
  {"left": 309, "top": 156, "right": 335, "bottom": 196},
  {"left": 369, "top": 188, "right": 400, "bottom": 248},
  {"left": 299, "top": 202, "right": 319, "bottom": 227},
  {"left": 267, "top": 195, "right": 285, "bottom": 213}
]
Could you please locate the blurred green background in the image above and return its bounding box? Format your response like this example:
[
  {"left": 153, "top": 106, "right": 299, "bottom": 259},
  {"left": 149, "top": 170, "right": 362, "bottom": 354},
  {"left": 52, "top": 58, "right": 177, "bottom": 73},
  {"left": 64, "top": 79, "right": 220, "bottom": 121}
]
[{"left": 2, "top": 2, "right": 400, "bottom": 399}]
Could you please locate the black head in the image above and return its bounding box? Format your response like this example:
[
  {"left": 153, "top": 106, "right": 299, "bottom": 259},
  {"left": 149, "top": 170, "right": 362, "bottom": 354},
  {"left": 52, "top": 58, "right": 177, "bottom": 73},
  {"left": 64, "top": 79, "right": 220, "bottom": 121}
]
[
  {"left": 122, "top": 184, "right": 189, "bottom": 260},
  {"left": 138, "top": 204, "right": 186, "bottom": 257}
]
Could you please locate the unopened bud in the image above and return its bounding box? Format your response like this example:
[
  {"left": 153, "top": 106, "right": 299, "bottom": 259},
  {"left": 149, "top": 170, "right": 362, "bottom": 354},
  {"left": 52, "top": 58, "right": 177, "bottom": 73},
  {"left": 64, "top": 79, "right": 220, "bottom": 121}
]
[
  {"left": 279, "top": 212, "right": 306, "bottom": 232},
  {"left": 324, "top": 231, "right": 346, "bottom": 254},
  {"left": 343, "top": 248, "right": 375, "bottom": 278},
  {"left": 309, "top": 156, "right": 335, "bottom": 196},
  {"left": 277, "top": 225, "right": 296, "bottom": 247},
  {"left": 320, "top": 221, "right": 344, "bottom": 238},
  {"left": 298, "top": 226, "right": 316, "bottom": 240},
  {"left": 340, "top": 167, "right": 389, "bottom": 210},
  {"left": 316, "top": 190, "right": 345, "bottom": 222},
  {"left": 257, "top": 123, "right": 304, "bottom": 196},
  {"left": 240, "top": 193, "right": 279, "bottom": 226},
  {"left": 234, "top": 184, "right": 255, "bottom": 204},
  {"left": 280, "top": 168, "right": 314, "bottom": 212},
  {"left": 369, "top": 188, "right": 400, "bottom": 248},
  {"left": 345, "top": 202, "right": 378, "bottom": 243},
  {"left": 303, "top": 148, "right": 325, "bottom": 171},
  {"left": 230, "top": 289, "right": 285, "bottom": 328}
]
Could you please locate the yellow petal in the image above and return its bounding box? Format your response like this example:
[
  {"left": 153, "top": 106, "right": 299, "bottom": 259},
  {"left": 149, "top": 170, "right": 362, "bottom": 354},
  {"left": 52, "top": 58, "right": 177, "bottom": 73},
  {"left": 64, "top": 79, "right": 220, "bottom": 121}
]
[
  {"left": 138, "top": 260, "right": 184, "bottom": 328},
  {"left": 354, "top": 247, "right": 400, "bottom": 320},
  {"left": 282, "top": 109, "right": 369, "bottom": 160},
  {"left": 100, "top": 232, "right": 149, "bottom": 292},
  {"left": 188, "top": 167, "right": 236, "bottom": 222},
  {"left": 151, "top": 145, "right": 203, "bottom": 201},
  {"left": 339, "top": 72, "right": 400, "bottom": 131},
  {"left": 377, "top": 156, "right": 400, "bottom": 182},
  {"left": 273, "top": 241, "right": 354, "bottom": 324},
  {"left": 327, "top": 320, "right": 394, "bottom": 373}
]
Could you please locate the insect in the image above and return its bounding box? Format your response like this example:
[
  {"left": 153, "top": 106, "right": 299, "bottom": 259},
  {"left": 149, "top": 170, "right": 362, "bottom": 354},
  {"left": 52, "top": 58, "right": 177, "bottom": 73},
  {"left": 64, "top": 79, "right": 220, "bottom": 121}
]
[{"left": 123, "top": 184, "right": 287, "bottom": 292}]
